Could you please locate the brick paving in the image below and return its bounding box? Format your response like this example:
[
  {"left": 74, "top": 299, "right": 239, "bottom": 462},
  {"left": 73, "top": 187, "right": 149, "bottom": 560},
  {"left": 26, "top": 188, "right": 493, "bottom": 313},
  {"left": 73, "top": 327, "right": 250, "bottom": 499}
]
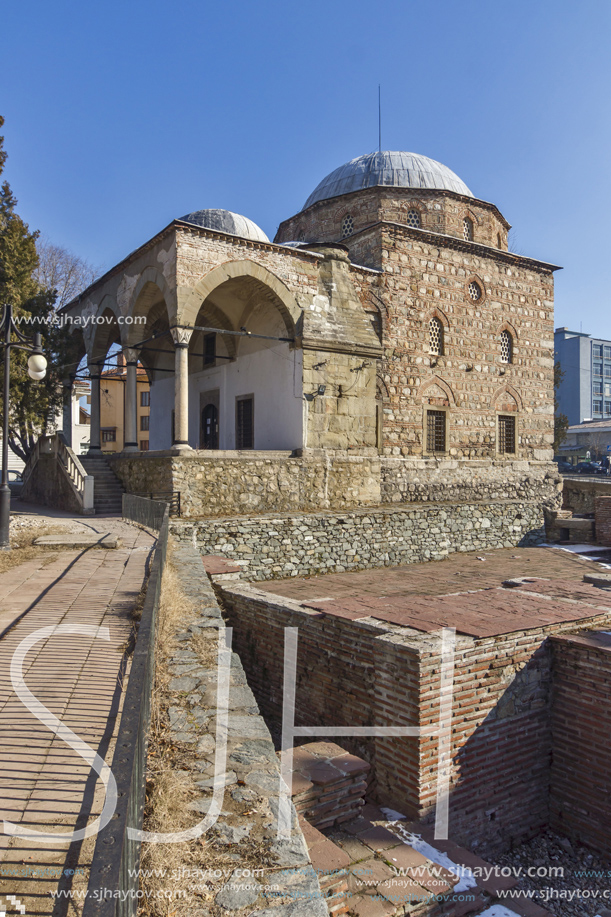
[
  {"left": 0, "top": 512, "right": 154, "bottom": 913},
  {"left": 258, "top": 547, "right": 607, "bottom": 637}
]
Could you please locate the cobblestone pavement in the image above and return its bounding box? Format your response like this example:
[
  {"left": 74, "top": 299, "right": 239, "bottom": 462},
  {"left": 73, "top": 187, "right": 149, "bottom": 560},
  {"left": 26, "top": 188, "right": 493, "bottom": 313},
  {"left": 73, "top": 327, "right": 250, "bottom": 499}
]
[{"left": 0, "top": 506, "right": 154, "bottom": 913}]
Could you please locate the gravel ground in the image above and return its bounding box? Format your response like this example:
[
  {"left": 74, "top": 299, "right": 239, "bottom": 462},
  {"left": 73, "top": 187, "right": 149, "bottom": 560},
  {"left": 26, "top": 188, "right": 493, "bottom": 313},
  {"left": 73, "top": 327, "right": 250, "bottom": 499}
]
[{"left": 494, "top": 830, "right": 611, "bottom": 917}]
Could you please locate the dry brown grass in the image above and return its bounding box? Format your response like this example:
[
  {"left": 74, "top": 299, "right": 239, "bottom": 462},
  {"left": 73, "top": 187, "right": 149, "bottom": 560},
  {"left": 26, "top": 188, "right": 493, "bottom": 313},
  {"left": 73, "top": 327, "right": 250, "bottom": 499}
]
[{"left": 0, "top": 524, "right": 63, "bottom": 575}]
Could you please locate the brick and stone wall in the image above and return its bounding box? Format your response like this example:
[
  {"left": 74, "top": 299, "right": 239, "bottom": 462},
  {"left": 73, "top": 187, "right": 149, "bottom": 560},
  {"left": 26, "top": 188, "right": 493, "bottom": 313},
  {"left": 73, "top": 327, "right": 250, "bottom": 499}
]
[
  {"left": 170, "top": 500, "right": 546, "bottom": 580},
  {"left": 550, "top": 632, "right": 611, "bottom": 853},
  {"left": 563, "top": 477, "right": 611, "bottom": 514},
  {"left": 216, "top": 582, "right": 611, "bottom": 855},
  {"left": 595, "top": 495, "right": 611, "bottom": 545}
]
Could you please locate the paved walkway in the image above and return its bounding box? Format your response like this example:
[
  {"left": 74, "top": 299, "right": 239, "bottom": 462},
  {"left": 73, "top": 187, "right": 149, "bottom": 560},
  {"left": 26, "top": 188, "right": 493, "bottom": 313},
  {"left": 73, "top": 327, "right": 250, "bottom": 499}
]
[{"left": 0, "top": 505, "right": 155, "bottom": 914}]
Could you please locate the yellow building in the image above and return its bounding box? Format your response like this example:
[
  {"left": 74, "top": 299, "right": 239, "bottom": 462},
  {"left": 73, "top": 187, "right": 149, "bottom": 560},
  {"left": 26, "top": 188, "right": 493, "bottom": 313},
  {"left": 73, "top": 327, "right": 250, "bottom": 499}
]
[{"left": 96, "top": 354, "right": 150, "bottom": 452}]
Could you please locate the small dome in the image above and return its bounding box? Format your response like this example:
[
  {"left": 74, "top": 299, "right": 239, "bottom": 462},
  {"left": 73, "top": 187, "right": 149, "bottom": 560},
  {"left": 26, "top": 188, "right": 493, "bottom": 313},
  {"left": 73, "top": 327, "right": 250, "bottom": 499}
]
[
  {"left": 179, "top": 209, "right": 269, "bottom": 243},
  {"left": 303, "top": 151, "right": 473, "bottom": 210}
]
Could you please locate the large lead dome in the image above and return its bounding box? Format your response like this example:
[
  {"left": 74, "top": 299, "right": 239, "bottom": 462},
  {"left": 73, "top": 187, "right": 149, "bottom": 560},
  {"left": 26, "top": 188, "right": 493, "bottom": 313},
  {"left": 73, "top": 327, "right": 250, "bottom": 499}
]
[
  {"left": 302, "top": 151, "right": 473, "bottom": 210},
  {"left": 179, "top": 209, "right": 269, "bottom": 243}
]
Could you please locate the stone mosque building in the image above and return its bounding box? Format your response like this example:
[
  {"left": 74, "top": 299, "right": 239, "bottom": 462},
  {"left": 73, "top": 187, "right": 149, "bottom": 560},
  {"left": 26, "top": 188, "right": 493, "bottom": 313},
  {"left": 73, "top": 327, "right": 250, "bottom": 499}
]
[{"left": 59, "top": 150, "right": 561, "bottom": 516}]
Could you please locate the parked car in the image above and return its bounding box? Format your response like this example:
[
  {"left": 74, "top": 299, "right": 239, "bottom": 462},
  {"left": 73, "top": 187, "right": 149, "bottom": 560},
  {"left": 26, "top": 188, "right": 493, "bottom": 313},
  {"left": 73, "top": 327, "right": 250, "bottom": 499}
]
[
  {"left": 556, "top": 460, "right": 574, "bottom": 474},
  {"left": 7, "top": 469, "right": 23, "bottom": 495},
  {"left": 575, "top": 462, "right": 604, "bottom": 475}
]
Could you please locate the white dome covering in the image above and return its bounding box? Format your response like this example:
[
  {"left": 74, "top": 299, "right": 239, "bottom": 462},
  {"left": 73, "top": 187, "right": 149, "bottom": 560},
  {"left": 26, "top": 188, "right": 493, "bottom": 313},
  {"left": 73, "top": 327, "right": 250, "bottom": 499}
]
[
  {"left": 179, "top": 209, "right": 269, "bottom": 243},
  {"left": 303, "top": 151, "right": 473, "bottom": 210}
]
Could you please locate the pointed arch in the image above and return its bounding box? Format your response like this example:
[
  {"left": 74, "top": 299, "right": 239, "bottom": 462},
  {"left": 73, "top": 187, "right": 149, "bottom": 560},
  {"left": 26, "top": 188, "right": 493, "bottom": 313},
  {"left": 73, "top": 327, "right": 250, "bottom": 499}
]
[
  {"left": 418, "top": 375, "right": 456, "bottom": 406},
  {"left": 492, "top": 383, "right": 523, "bottom": 412},
  {"left": 497, "top": 319, "right": 519, "bottom": 341}
]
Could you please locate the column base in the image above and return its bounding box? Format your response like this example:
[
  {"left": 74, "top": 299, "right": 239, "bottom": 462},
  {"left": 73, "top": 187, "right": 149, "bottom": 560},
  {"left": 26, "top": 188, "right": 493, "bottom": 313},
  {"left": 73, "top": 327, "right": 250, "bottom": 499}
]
[
  {"left": 87, "top": 447, "right": 103, "bottom": 455},
  {"left": 123, "top": 443, "right": 139, "bottom": 453},
  {"left": 170, "top": 443, "right": 193, "bottom": 455}
]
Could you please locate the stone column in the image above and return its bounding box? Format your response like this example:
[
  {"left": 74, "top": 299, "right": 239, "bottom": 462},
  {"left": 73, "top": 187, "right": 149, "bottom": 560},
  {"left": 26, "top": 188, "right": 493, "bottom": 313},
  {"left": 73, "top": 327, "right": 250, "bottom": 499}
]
[
  {"left": 123, "top": 348, "right": 139, "bottom": 452},
  {"left": 88, "top": 361, "right": 102, "bottom": 454},
  {"left": 171, "top": 327, "right": 193, "bottom": 451},
  {"left": 62, "top": 377, "right": 73, "bottom": 448}
]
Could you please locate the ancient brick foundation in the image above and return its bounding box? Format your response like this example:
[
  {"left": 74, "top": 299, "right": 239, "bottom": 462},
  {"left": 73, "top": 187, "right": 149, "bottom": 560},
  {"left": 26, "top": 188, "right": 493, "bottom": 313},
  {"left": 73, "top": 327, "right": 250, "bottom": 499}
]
[
  {"left": 216, "top": 583, "right": 611, "bottom": 855},
  {"left": 550, "top": 632, "right": 611, "bottom": 852},
  {"left": 170, "top": 500, "right": 546, "bottom": 581},
  {"left": 595, "top": 495, "right": 611, "bottom": 546}
]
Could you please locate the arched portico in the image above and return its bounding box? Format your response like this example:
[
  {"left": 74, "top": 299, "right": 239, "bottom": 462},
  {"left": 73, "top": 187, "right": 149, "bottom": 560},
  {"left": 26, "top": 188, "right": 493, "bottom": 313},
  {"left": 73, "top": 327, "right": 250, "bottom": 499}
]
[{"left": 147, "top": 262, "right": 303, "bottom": 452}]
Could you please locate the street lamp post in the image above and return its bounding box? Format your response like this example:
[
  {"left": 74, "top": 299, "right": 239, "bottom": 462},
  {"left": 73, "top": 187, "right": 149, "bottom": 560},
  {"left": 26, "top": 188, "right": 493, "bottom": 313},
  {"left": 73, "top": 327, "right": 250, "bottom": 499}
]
[{"left": 0, "top": 303, "right": 48, "bottom": 550}]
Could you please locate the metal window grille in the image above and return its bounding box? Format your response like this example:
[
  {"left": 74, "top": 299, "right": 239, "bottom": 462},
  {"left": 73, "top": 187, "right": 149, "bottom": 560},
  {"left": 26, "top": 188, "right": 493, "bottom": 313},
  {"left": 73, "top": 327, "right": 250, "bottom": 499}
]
[
  {"left": 407, "top": 209, "right": 421, "bottom": 228},
  {"left": 341, "top": 215, "right": 354, "bottom": 238},
  {"left": 463, "top": 217, "right": 474, "bottom": 241},
  {"left": 498, "top": 415, "right": 516, "bottom": 454},
  {"left": 101, "top": 428, "right": 116, "bottom": 443},
  {"left": 500, "top": 330, "right": 513, "bottom": 363},
  {"left": 426, "top": 410, "right": 446, "bottom": 452},
  {"left": 140, "top": 390, "right": 150, "bottom": 407},
  {"left": 429, "top": 317, "right": 443, "bottom": 355},
  {"left": 236, "top": 397, "right": 254, "bottom": 449},
  {"left": 140, "top": 415, "right": 150, "bottom": 431},
  {"left": 469, "top": 281, "right": 482, "bottom": 301}
]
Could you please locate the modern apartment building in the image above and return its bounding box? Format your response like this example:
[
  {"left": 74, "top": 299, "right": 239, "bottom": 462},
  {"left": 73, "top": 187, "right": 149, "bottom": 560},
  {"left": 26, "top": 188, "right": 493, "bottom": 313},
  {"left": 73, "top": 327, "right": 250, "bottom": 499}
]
[{"left": 555, "top": 327, "right": 611, "bottom": 425}]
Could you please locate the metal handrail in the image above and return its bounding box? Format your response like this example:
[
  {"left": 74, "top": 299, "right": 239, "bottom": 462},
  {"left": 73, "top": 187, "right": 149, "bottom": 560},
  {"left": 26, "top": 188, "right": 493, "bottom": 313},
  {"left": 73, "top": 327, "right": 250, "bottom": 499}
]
[{"left": 132, "top": 491, "right": 181, "bottom": 516}]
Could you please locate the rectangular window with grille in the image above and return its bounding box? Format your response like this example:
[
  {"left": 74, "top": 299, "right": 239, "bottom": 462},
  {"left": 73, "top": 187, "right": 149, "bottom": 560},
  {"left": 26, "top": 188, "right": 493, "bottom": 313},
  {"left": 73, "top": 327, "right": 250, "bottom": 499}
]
[
  {"left": 140, "top": 440, "right": 149, "bottom": 451},
  {"left": 236, "top": 396, "right": 254, "bottom": 449},
  {"left": 594, "top": 380, "right": 603, "bottom": 394},
  {"left": 593, "top": 344, "right": 603, "bottom": 358},
  {"left": 498, "top": 415, "right": 516, "bottom": 454},
  {"left": 101, "top": 428, "right": 116, "bottom": 443},
  {"left": 594, "top": 363, "right": 603, "bottom": 375},
  {"left": 140, "top": 415, "right": 150, "bottom": 431},
  {"left": 140, "top": 390, "right": 150, "bottom": 407},
  {"left": 426, "top": 410, "right": 446, "bottom": 452},
  {"left": 594, "top": 400, "right": 603, "bottom": 414},
  {"left": 605, "top": 346, "right": 611, "bottom": 360}
]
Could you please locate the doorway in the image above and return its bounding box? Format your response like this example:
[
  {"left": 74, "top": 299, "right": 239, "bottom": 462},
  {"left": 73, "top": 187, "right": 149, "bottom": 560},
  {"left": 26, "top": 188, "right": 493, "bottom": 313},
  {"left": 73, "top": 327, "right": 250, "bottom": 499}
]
[{"left": 200, "top": 390, "right": 220, "bottom": 449}]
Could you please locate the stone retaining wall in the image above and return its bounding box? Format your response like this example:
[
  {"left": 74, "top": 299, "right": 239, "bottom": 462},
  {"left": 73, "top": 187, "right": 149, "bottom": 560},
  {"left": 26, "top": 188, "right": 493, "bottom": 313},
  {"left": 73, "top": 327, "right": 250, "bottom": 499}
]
[
  {"left": 562, "top": 476, "right": 611, "bottom": 514},
  {"left": 151, "top": 539, "right": 328, "bottom": 916},
  {"left": 170, "top": 500, "right": 546, "bottom": 581},
  {"left": 109, "top": 451, "right": 559, "bottom": 519}
]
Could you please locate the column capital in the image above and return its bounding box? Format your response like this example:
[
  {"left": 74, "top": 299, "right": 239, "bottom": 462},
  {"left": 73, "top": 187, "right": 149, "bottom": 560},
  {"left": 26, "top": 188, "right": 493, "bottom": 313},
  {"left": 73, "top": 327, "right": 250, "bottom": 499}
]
[
  {"left": 124, "top": 347, "right": 139, "bottom": 364},
  {"left": 171, "top": 326, "right": 193, "bottom": 346}
]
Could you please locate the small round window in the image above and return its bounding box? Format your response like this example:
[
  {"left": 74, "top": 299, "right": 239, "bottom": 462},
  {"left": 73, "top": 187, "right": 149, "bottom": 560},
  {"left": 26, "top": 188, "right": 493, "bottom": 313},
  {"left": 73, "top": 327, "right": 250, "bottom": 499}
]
[
  {"left": 341, "top": 214, "right": 354, "bottom": 238},
  {"left": 468, "top": 280, "right": 482, "bottom": 301},
  {"left": 406, "top": 209, "right": 421, "bottom": 228}
]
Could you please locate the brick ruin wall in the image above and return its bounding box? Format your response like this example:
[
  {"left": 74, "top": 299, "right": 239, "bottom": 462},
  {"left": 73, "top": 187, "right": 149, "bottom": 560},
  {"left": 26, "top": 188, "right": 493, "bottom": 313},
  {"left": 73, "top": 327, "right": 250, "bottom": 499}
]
[
  {"left": 595, "top": 495, "right": 611, "bottom": 545},
  {"left": 216, "top": 584, "right": 611, "bottom": 855},
  {"left": 170, "top": 500, "right": 546, "bottom": 580},
  {"left": 550, "top": 634, "right": 611, "bottom": 852}
]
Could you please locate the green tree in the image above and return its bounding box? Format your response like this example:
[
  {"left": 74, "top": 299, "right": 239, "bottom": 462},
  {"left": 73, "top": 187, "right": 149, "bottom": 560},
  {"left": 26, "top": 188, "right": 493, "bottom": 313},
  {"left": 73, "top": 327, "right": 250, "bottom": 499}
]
[
  {"left": 553, "top": 360, "right": 569, "bottom": 454},
  {"left": 0, "top": 115, "right": 66, "bottom": 461}
]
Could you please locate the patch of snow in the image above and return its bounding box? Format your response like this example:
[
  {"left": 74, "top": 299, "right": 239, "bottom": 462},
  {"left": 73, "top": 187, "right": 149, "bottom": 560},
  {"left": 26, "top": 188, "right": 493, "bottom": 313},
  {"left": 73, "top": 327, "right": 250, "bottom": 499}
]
[
  {"left": 476, "top": 908, "right": 521, "bottom": 917},
  {"left": 379, "top": 807, "right": 406, "bottom": 821},
  {"left": 382, "top": 817, "right": 478, "bottom": 892}
]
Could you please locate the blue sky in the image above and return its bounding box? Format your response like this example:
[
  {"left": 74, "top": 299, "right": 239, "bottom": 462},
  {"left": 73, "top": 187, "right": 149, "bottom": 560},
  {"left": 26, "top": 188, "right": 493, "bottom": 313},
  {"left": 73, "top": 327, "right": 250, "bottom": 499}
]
[{"left": 2, "top": 0, "right": 610, "bottom": 335}]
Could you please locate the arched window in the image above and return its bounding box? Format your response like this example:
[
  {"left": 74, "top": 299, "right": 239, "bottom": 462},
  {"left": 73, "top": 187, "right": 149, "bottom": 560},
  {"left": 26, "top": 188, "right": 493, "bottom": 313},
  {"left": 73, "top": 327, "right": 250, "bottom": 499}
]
[
  {"left": 406, "top": 209, "right": 421, "bottom": 228},
  {"left": 463, "top": 216, "right": 474, "bottom": 241},
  {"left": 341, "top": 214, "right": 354, "bottom": 238},
  {"left": 500, "top": 330, "right": 513, "bottom": 364},
  {"left": 468, "top": 280, "right": 482, "bottom": 301},
  {"left": 429, "top": 316, "right": 444, "bottom": 355}
]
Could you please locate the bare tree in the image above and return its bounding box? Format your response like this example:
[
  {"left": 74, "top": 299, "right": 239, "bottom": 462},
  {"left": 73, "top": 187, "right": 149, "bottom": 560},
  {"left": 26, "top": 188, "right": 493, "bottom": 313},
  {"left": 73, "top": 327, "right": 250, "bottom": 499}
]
[{"left": 34, "top": 237, "right": 101, "bottom": 309}]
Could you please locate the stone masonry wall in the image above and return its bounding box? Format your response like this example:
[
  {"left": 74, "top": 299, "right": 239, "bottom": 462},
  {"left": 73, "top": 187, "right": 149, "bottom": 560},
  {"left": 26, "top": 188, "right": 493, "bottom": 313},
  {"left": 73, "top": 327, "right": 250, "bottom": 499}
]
[
  {"left": 595, "top": 496, "right": 611, "bottom": 545},
  {"left": 110, "top": 451, "right": 381, "bottom": 517},
  {"left": 170, "top": 500, "right": 546, "bottom": 580},
  {"left": 550, "top": 632, "right": 611, "bottom": 854},
  {"left": 381, "top": 457, "right": 561, "bottom": 506},
  {"left": 563, "top": 477, "right": 611, "bottom": 515},
  {"left": 216, "top": 584, "right": 611, "bottom": 856}
]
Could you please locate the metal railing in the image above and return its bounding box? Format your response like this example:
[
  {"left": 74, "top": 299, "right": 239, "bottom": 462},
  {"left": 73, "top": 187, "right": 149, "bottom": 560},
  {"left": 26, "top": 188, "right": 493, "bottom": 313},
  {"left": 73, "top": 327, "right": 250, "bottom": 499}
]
[
  {"left": 122, "top": 493, "right": 169, "bottom": 530},
  {"left": 133, "top": 491, "right": 181, "bottom": 517},
  {"left": 83, "top": 505, "right": 169, "bottom": 917}
]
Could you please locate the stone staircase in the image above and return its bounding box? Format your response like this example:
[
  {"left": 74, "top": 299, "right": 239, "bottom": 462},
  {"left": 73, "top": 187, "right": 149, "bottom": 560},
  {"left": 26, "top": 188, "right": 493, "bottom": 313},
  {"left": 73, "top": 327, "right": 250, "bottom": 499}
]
[{"left": 80, "top": 455, "right": 124, "bottom": 515}]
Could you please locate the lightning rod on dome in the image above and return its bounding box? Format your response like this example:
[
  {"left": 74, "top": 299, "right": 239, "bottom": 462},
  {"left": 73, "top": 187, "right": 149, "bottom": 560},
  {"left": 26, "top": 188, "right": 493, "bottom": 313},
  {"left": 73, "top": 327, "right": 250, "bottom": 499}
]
[{"left": 378, "top": 85, "right": 382, "bottom": 154}]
